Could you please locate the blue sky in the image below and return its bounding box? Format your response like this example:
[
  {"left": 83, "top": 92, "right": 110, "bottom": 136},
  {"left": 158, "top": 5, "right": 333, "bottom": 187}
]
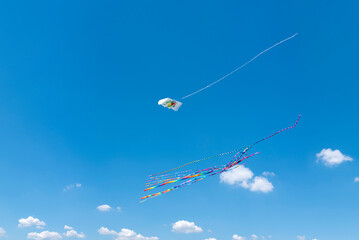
[{"left": 0, "top": 0, "right": 358, "bottom": 240}]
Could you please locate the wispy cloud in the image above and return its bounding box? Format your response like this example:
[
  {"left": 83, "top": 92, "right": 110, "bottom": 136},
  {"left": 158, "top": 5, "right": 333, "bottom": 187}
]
[
  {"left": 172, "top": 220, "right": 203, "bottom": 233},
  {"left": 354, "top": 177, "right": 359, "bottom": 183},
  {"left": 0, "top": 227, "right": 6, "bottom": 237},
  {"left": 232, "top": 234, "right": 267, "bottom": 240},
  {"left": 251, "top": 234, "right": 258, "bottom": 240},
  {"left": 262, "top": 171, "right": 275, "bottom": 177},
  {"left": 233, "top": 235, "right": 246, "bottom": 240},
  {"left": 64, "top": 183, "right": 82, "bottom": 192},
  {"left": 316, "top": 148, "right": 353, "bottom": 167}
]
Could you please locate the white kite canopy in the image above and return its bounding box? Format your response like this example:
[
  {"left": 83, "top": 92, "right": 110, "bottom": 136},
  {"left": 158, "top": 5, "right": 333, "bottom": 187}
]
[{"left": 158, "top": 98, "right": 182, "bottom": 111}]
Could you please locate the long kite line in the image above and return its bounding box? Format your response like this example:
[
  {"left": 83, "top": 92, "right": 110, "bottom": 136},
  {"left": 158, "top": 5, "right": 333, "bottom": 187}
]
[
  {"left": 141, "top": 116, "right": 301, "bottom": 202},
  {"left": 181, "top": 33, "right": 298, "bottom": 100},
  {"left": 150, "top": 115, "right": 301, "bottom": 176}
]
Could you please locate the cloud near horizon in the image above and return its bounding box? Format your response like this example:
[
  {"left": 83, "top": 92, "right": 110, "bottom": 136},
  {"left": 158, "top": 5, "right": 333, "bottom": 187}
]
[
  {"left": 172, "top": 220, "right": 203, "bottom": 233},
  {"left": 28, "top": 231, "right": 62, "bottom": 240},
  {"left": 98, "top": 227, "right": 158, "bottom": 240},
  {"left": 63, "top": 226, "right": 85, "bottom": 239},
  {"left": 233, "top": 235, "right": 246, "bottom": 240},
  {"left": 0, "top": 227, "right": 6, "bottom": 237}
]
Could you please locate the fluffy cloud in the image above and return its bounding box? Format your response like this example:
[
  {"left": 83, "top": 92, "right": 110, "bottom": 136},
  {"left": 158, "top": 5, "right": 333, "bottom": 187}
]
[
  {"left": 98, "top": 227, "right": 158, "bottom": 240},
  {"left": 354, "top": 177, "right": 359, "bottom": 183},
  {"left": 18, "top": 216, "right": 46, "bottom": 229},
  {"left": 0, "top": 227, "right": 6, "bottom": 237},
  {"left": 220, "top": 166, "right": 274, "bottom": 193},
  {"left": 233, "top": 235, "right": 246, "bottom": 240},
  {"left": 28, "top": 231, "right": 62, "bottom": 240},
  {"left": 296, "top": 236, "right": 305, "bottom": 240},
  {"left": 64, "top": 183, "right": 82, "bottom": 192},
  {"left": 97, "top": 204, "right": 112, "bottom": 211},
  {"left": 171, "top": 220, "right": 203, "bottom": 233},
  {"left": 249, "top": 176, "right": 274, "bottom": 193},
  {"left": 316, "top": 148, "right": 353, "bottom": 167},
  {"left": 63, "top": 226, "right": 85, "bottom": 239},
  {"left": 98, "top": 227, "right": 118, "bottom": 236},
  {"left": 220, "top": 165, "right": 254, "bottom": 186}
]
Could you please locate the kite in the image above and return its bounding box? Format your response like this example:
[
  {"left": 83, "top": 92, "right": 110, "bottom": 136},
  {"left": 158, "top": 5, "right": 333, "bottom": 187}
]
[
  {"left": 140, "top": 115, "right": 301, "bottom": 202},
  {"left": 158, "top": 98, "right": 182, "bottom": 111},
  {"left": 158, "top": 33, "right": 298, "bottom": 111}
]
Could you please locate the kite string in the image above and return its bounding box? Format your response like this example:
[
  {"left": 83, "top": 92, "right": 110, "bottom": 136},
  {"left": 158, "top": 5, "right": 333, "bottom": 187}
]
[{"left": 181, "top": 33, "right": 298, "bottom": 100}]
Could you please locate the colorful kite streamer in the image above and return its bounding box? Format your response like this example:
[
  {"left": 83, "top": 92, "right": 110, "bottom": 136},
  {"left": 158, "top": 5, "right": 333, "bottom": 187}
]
[{"left": 140, "top": 115, "right": 301, "bottom": 202}]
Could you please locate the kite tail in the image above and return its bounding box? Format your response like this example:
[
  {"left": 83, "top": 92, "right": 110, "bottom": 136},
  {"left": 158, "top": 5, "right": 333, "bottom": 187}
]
[
  {"left": 244, "top": 114, "right": 301, "bottom": 150},
  {"left": 140, "top": 153, "right": 259, "bottom": 202},
  {"left": 149, "top": 115, "right": 301, "bottom": 176}
]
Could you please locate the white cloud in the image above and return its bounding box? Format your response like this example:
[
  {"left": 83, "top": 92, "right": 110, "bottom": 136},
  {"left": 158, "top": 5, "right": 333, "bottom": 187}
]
[
  {"left": 249, "top": 176, "right": 274, "bottom": 193},
  {"left": 251, "top": 234, "right": 258, "bottom": 240},
  {"left": 262, "top": 171, "right": 275, "bottom": 177},
  {"left": 205, "top": 238, "right": 216, "bottom": 240},
  {"left": 220, "top": 165, "right": 254, "bottom": 186},
  {"left": 171, "top": 220, "right": 203, "bottom": 233},
  {"left": 64, "top": 183, "right": 82, "bottom": 192},
  {"left": 98, "top": 227, "right": 158, "bottom": 240},
  {"left": 233, "top": 235, "right": 246, "bottom": 240},
  {"left": 220, "top": 166, "right": 274, "bottom": 193},
  {"left": 98, "top": 227, "right": 118, "bottom": 236},
  {"left": 63, "top": 230, "right": 85, "bottom": 239},
  {"left": 296, "top": 236, "right": 305, "bottom": 240},
  {"left": 97, "top": 204, "right": 112, "bottom": 211},
  {"left": 63, "top": 226, "right": 85, "bottom": 239},
  {"left": 0, "top": 227, "right": 6, "bottom": 237},
  {"left": 354, "top": 177, "right": 359, "bottom": 182},
  {"left": 18, "top": 216, "right": 46, "bottom": 229},
  {"left": 316, "top": 148, "right": 353, "bottom": 167},
  {"left": 28, "top": 231, "right": 62, "bottom": 240}
]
